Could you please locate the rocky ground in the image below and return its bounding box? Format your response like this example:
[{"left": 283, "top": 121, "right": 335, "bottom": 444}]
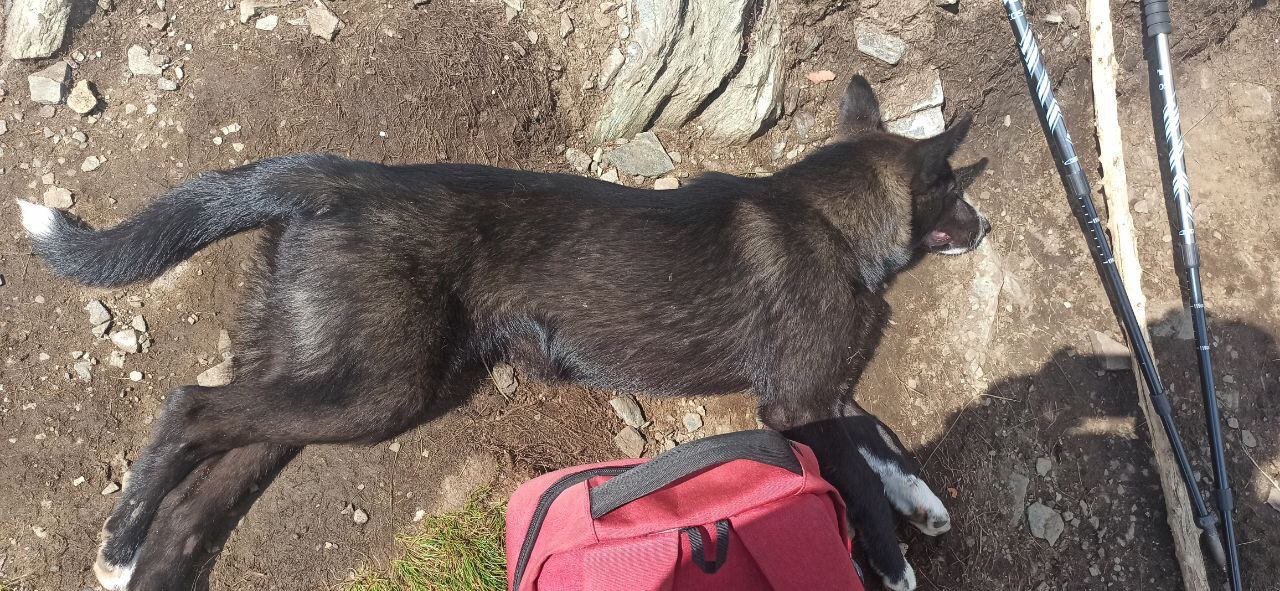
[{"left": 1, "top": 0, "right": 1277, "bottom": 589}]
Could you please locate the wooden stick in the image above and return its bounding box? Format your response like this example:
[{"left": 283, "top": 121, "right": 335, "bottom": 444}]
[{"left": 1088, "top": 2, "right": 1210, "bottom": 589}]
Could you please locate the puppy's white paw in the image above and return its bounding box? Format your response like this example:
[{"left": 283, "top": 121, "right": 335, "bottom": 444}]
[
  {"left": 93, "top": 554, "right": 136, "bottom": 591},
  {"left": 909, "top": 504, "right": 952, "bottom": 536},
  {"left": 882, "top": 561, "right": 917, "bottom": 591},
  {"left": 858, "top": 446, "right": 952, "bottom": 537}
]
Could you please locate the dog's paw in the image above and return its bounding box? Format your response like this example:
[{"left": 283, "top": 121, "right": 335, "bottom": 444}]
[
  {"left": 93, "top": 554, "right": 136, "bottom": 591},
  {"left": 882, "top": 561, "right": 917, "bottom": 591},
  {"left": 908, "top": 504, "right": 951, "bottom": 536}
]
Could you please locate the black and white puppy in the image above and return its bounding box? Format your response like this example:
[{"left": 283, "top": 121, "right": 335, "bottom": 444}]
[{"left": 17, "top": 75, "right": 987, "bottom": 591}]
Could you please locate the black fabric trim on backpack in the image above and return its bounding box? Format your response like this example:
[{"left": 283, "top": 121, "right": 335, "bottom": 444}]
[
  {"left": 682, "top": 519, "right": 732, "bottom": 574},
  {"left": 590, "top": 430, "right": 801, "bottom": 519}
]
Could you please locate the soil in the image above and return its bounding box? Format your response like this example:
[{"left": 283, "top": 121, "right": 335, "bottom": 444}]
[{"left": 1, "top": 0, "right": 1277, "bottom": 590}]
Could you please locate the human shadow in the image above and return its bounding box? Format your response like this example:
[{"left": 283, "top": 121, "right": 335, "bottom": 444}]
[{"left": 901, "top": 312, "right": 1279, "bottom": 590}]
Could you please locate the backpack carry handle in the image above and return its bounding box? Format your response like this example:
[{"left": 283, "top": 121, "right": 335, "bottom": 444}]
[{"left": 590, "top": 429, "right": 802, "bottom": 519}]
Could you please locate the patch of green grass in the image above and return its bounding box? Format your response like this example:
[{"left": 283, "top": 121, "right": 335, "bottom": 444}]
[{"left": 348, "top": 492, "right": 508, "bottom": 591}]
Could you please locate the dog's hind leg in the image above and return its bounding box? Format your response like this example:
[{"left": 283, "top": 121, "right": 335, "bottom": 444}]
[
  {"left": 127, "top": 443, "right": 301, "bottom": 591},
  {"left": 93, "top": 384, "right": 257, "bottom": 590},
  {"left": 94, "top": 378, "right": 435, "bottom": 590}
]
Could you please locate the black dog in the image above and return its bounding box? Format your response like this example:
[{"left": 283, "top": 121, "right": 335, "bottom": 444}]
[{"left": 18, "top": 76, "right": 987, "bottom": 591}]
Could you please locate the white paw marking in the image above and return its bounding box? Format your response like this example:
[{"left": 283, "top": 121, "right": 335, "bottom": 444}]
[
  {"left": 16, "top": 199, "right": 57, "bottom": 238},
  {"left": 93, "top": 555, "right": 136, "bottom": 591},
  {"left": 882, "top": 560, "right": 917, "bottom": 591},
  {"left": 858, "top": 447, "right": 951, "bottom": 536}
]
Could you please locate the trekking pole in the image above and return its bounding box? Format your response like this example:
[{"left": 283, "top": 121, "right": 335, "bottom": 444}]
[
  {"left": 999, "top": 0, "right": 1229, "bottom": 577},
  {"left": 1140, "top": 1, "right": 1242, "bottom": 588}
]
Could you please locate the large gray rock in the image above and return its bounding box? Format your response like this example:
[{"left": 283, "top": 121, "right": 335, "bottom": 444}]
[
  {"left": 5, "top": 0, "right": 71, "bottom": 59},
  {"left": 592, "top": 0, "right": 783, "bottom": 145}
]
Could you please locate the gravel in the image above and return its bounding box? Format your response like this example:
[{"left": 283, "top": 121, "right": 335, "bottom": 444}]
[
  {"left": 491, "top": 363, "right": 518, "bottom": 395},
  {"left": 28, "top": 62, "right": 70, "bottom": 105},
  {"left": 111, "top": 329, "right": 141, "bottom": 353},
  {"left": 85, "top": 301, "right": 114, "bottom": 328},
  {"left": 855, "top": 23, "right": 906, "bottom": 66},
  {"left": 255, "top": 14, "right": 279, "bottom": 30},
  {"left": 1006, "top": 471, "right": 1030, "bottom": 525},
  {"left": 42, "top": 186, "right": 73, "bottom": 208},
  {"left": 197, "top": 359, "right": 234, "bottom": 387},
  {"left": 603, "top": 132, "right": 674, "bottom": 177},
  {"left": 128, "top": 44, "right": 164, "bottom": 76},
  {"left": 564, "top": 147, "right": 592, "bottom": 173},
  {"left": 306, "top": 3, "right": 343, "bottom": 40},
  {"left": 1027, "top": 502, "right": 1065, "bottom": 546},
  {"left": 73, "top": 360, "right": 93, "bottom": 382},
  {"left": 614, "top": 426, "right": 646, "bottom": 458},
  {"left": 1089, "top": 331, "right": 1131, "bottom": 371},
  {"left": 608, "top": 395, "right": 646, "bottom": 428},
  {"left": 681, "top": 412, "right": 703, "bottom": 433},
  {"left": 67, "top": 80, "right": 99, "bottom": 114}
]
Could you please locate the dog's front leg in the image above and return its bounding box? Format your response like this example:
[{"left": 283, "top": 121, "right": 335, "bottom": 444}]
[{"left": 762, "top": 406, "right": 917, "bottom": 591}]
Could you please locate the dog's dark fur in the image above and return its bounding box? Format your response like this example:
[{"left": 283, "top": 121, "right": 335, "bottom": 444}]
[{"left": 19, "top": 76, "right": 988, "bottom": 591}]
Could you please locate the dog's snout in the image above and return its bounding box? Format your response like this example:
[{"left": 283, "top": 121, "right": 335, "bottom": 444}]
[{"left": 979, "top": 216, "right": 991, "bottom": 236}]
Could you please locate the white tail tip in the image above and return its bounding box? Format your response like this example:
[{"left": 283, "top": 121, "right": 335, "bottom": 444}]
[{"left": 16, "top": 199, "right": 57, "bottom": 238}]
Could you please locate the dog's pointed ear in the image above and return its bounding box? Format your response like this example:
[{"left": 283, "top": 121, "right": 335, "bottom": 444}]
[
  {"left": 954, "top": 157, "right": 989, "bottom": 191},
  {"left": 835, "top": 75, "right": 884, "bottom": 137},
  {"left": 906, "top": 114, "right": 973, "bottom": 188}
]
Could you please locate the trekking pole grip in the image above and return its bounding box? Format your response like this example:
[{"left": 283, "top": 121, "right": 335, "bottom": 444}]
[
  {"left": 1141, "top": 0, "right": 1172, "bottom": 37},
  {"left": 589, "top": 429, "right": 802, "bottom": 519}
]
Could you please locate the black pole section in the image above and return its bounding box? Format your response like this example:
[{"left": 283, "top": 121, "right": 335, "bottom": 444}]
[
  {"left": 1140, "top": 1, "right": 1242, "bottom": 589},
  {"left": 999, "top": 0, "right": 1228, "bottom": 578}
]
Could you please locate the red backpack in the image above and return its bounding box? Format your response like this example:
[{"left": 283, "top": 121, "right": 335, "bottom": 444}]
[{"left": 505, "top": 429, "right": 866, "bottom": 591}]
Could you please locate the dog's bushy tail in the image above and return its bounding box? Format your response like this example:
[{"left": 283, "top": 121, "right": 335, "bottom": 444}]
[{"left": 17, "top": 153, "right": 354, "bottom": 288}]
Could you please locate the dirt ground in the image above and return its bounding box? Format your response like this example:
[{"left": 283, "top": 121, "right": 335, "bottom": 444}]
[{"left": 1, "top": 0, "right": 1277, "bottom": 590}]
